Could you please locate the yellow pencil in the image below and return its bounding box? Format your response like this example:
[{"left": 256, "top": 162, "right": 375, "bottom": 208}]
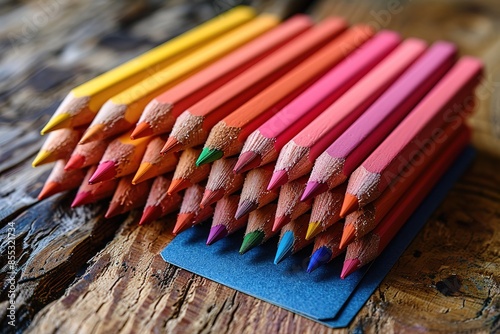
[
  {"left": 79, "top": 14, "right": 279, "bottom": 144},
  {"left": 41, "top": 6, "right": 255, "bottom": 134}
]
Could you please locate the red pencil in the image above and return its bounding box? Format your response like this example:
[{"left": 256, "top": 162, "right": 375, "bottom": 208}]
[
  {"left": 200, "top": 158, "right": 244, "bottom": 208},
  {"left": 173, "top": 183, "right": 214, "bottom": 235},
  {"left": 71, "top": 165, "right": 118, "bottom": 207},
  {"left": 132, "top": 136, "right": 179, "bottom": 184},
  {"left": 105, "top": 175, "right": 152, "bottom": 218},
  {"left": 207, "top": 194, "right": 248, "bottom": 245},
  {"left": 65, "top": 139, "right": 110, "bottom": 170},
  {"left": 139, "top": 175, "right": 182, "bottom": 225},
  {"left": 167, "top": 148, "right": 211, "bottom": 194},
  {"left": 273, "top": 176, "right": 311, "bottom": 232},
  {"left": 38, "top": 160, "right": 86, "bottom": 200}
]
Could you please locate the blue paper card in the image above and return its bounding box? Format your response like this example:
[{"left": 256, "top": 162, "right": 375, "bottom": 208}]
[{"left": 162, "top": 147, "right": 474, "bottom": 328}]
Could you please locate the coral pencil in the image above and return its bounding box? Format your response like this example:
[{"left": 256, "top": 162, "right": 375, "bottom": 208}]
[
  {"left": 340, "top": 57, "right": 483, "bottom": 217},
  {"left": 269, "top": 37, "right": 426, "bottom": 190},
  {"left": 162, "top": 18, "right": 347, "bottom": 156},
  {"left": 307, "top": 223, "right": 344, "bottom": 273},
  {"left": 41, "top": 6, "right": 255, "bottom": 134},
  {"left": 88, "top": 130, "right": 150, "bottom": 184},
  {"left": 207, "top": 195, "right": 248, "bottom": 245},
  {"left": 273, "top": 176, "right": 311, "bottom": 232},
  {"left": 173, "top": 183, "right": 214, "bottom": 235},
  {"left": 37, "top": 160, "right": 86, "bottom": 200},
  {"left": 105, "top": 175, "right": 152, "bottom": 218},
  {"left": 196, "top": 24, "right": 374, "bottom": 164},
  {"left": 303, "top": 41, "right": 456, "bottom": 201},
  {"left": 132, "top": 137, "right": 179, "bottom": 184},
  {"left": 274, "top": 214, "right": 313, "bottom": 264},
  {"left": 200, "top": 158, "right": 245, "bottom": 208},
  {"left": 79, "top": 15, "right": 279, "bottom": 144},
  {"left": 240, "top": 203, "right": 278, "bottom": 254},
  {"left": 236, "top": 163, "right": 278, "bottom": 219},
  {"left": 139, "top": 175, "right": 182, "bottom": 225},
  {"left": 341, "top": 131, "right": 471, "bottom": 279},
  {"left": 236, "top": 29, "right": 397, "bottom": 173},
  {"left": 65, "top": 139, "right": 110, "bottom": 170},
  {"left": 72, "top": 166, "right": 118, "bottom": 207},
  {"left": 132, "top": 15, "right": 312, "bottom": 139},
  {"left": 167, "top": 148, "right": 211, "bottom": 194},
  {"left": 32, "top": 128, "right": 83, "bottom": 167},
  {"left": 340, "top": 124, "right": 470, "bottom": 249}
]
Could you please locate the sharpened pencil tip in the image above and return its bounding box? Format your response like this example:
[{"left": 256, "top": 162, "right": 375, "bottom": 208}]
[
  {"left": 307, "top": 246, "right": 332, "bottom": 273},
  {"left": 105, "top": 202, "right": 123, "bottom": 218},
  {"left": 139, "top": 205, "right": 162, "bottom": 225},
  {"left": 71, "top": 191, "right": 93, "bottom": 207},
  {"left": 301, "top": 181, "right": 328, "bottom": 202},
  {"left": 32, "top": 150, "right": 52, "bottom": 167},
  {"left": 173, "top": 213, "right": 195, "bottom": 235},
  {"left": 234, "top": 151, "right": 262, "bottom": 173},
  {"left": 167, "top": 178, "right": 191, "bottom": 194},
  {"left": 305, "top": 221, "right": 322, "bottom": 240},
  {"left": 267, "top": 170, "right": 288, "bottom": 191},
  {"left": 132, "top": 162, "right": 155, "bottom": 185},
  {"left": 206, "top": 224, "right": 228, "bottom": 245},
  {"left": 161, "top": 137, "right": 183, "bottom": 154},
  {"left": 274, "top": 231, "right": 294, "bottom": 264},
  {"left": 272, "top": 215, "right": 290, "bottom": 232},
  {"left": 239, "top": 230, "right": 264, "bottom": 254},
  {"left": 196, "top": 147, "right": 223, "bottom": 166},
  {"left": 131, "top": 122, "right": 154, "bottom": 139},
  {"left": 38, "top": 181, "right": 61, "bottom": 200},
  {"left": 200, "top": 189, "right": 224, "bottom": 208},
  {"left": 65, "top": 154, "right": 86, "bottom": 170},
  {"left": 339, "top": 223, "right": 356, "bottom": 249},
  {"left": 80, "top": 124, "right": 104, "bottom": 144},
  {"left": 235, "top": 200, "right": 257, "bottom": 219},
  {"left": 41, "top": 113, "right": 71, "bottom": 134},
  {"left": 340, "top": 193, "right": 359, "bottom": 217},
  {"left": 340, "top": 258, "right": 361, "bottom": 279},
  {"left": 89, "top": 161, "right": 117, "bottom": 184}
]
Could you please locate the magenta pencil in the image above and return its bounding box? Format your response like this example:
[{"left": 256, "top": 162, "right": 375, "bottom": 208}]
[{"left": 268, "top": 38, "right": 427, "bottom": 191}]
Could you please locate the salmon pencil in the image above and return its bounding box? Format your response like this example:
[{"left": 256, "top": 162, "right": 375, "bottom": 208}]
[
  {"left": 273, "top": 176, "right": 311, "bottom": 232},
  {"left": 302, "top": 41, "right": 456, "bottom": 201},
  {"left": 37, "top": 160, "right": 86, "bottom": 200},
  {"left": 269, "top": 38, "right": 426, "bottom": 190},
  {"left": 65, "top": 139, "right": 110, "bottom": 170},
  {"left": 173, "top": 183, "right": 214, "bottom": 235},
  {"left": 167, "top": 148, "right": 211, "bottom": 194},
  {"left": 132, "top": 15, "right": 312, "bottom": 139},
  {"left": 105, "top": 175, "right": 152, "bottom": 218},
  {"left": 340, "top": 57, "right": 483, "bottom": 217},
  {"left": 207, "top": 195, "right": 248, "bottom": 245},
  {"left": 41, "top": 6, "right": 255, "bottom": 133},
  {"left": 201, "top": 157, "right": 245, "bottom": 207},
  {"left": 71, "top": 166, "right": 118, "bottom": 207},
  {"left": 88, "top": 130, "right": 150, "bottom": 184},
  {"left": 235, "top": 29, "right": 397, "bottom": 173},
  {"left": 340, "top": 124, "right": 470, "bottom": 248},
  {"left": 139, "top": 175, "right": 182, "bottom": 225},
  {"left": 307, "top": 223, "right": 344, "bottom": 273},
  {"left": 236, "top": 164, "right": 278, "bottom": 219},
  {"left": 274, "top": 214, "right": 312, "bottom": 264},
  {"left": 195, "top": 25, "right": 375, "bottom": 164},
  {"left": 240, "top": 203, "right": 278, "bottom": 254},
  {"left": 79, "top": 15, "right": 279, "bottom": 144},
  {"left": 341, "top": 130, "right": 471, "bottom": 279},
  {"left": 132, "top": 137, "right": 179, "bottom": 184},
  {"left": 32, "top": 128, "right": 83, "bottom": 167},
  {"left": 162, "top": 18, "right": 347, "bottom": 156}
]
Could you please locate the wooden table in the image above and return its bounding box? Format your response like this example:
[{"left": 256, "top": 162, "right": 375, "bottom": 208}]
[{"left": 1, "top": 1, "right": 499, "bottom": 333}]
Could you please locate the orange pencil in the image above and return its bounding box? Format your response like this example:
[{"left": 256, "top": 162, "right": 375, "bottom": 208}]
[
  {"left": 139, "top": 175, "right": 183, "bottom": 225},
  {"left": 88, "top": 130, "right": 150, "bottom": 184},
  {"left": 132, "top": 15, "right": 312, "bottom": 139},
  {"left": 167, "top": 148, "right": 211, "bottom": 194},
  {"left": 162, "top": 18, "right": 347, "bottom": 155},
  {"left": 65, "top": 139, "right": 110, "bottom": 170},
  {"left": 132, "top": 137, "right": 179, "bottom": 184},
  {"left": 273, "top": 176, "right": 311, "bottom": 232},
  {"left": 173, "top": 183, "right": 214, "bottom": 235},
  {"left": 274, "top": 214, "right": 313, "bottom": 264},
  {"left": 37, "top": 160, "right": 86, "bottom": 200},
  {"left": 105, "top": 175, "right": 152, "bottom": 218},
  {"left": 71, "top": 166, "right": 118, "bottom": 207},
  {"left": 32, "top": 128, "right": 83, "bottom": 167},
  {"left": 207, "top": 194, "right": 248, "bottom": 245},
  {"left": 307, "top": 223, "right": 344, "bottom": 273},
  {"left": 240, "top": 203, "right": 278, "bottom": 254},
  {"left": 200, "top": 157, "right": 245, "bottom": 208}
]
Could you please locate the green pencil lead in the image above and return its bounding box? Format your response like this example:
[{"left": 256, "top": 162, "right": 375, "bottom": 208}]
[
  {"left": 196, "top": 147, "right": 224, "bottom": 166},
  {"left": 239, "top": 230, "right": 264, "bottom": 254}
]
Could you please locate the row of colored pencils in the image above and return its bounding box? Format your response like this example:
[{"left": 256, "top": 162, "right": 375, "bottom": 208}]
[{"left": 34, "top": 6, "right": 482, "bottom": 278}]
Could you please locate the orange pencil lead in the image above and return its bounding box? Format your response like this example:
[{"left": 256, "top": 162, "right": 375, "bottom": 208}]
[
  {"left": 200, "top": 189, "right": 224, "bottom": 208},
  {"left": 173, "top": 213, "right": 195, "bottom": 235},
  {"left": 38, "top": 182, "right": 61, "bottom": 200},
  {"left": 167, "top": 179, "right": 191, "bottom": 194},
  {"left": 65, "top": 154, "right": 86, "bottom": 170},
  {"left": 339, "top": 223, "right": 356, "bottom": 249},
  {"left": 105, "top": 202, "right": 122, "bottom": 218},
  {"left": 272, "top": 215, "right": 290, "bottom": 232},
  {"left": 131, "top": 122, "right": 154, "bottom": 139},
  {"left": 79, "top": 124, "right": 104, "bottom": 144},
  {"left": 340, "top": 193, "right": 359, "bottom": 218},
  {"left": 161, "top": 137, "right": 183, "bottom": 154}
]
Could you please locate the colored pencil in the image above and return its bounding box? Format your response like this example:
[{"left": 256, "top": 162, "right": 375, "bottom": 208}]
[
  {"left": 173, "top": 183, "right": 214, "bottom": 235},
  {"left": 274, "top": 214, "right": 312, "bottom": 264},
  {"left": 32, "top": 128, "right": 83, "bottom": 167},
  {"left": 197, "top": 24, "right": 372, "bottom": 165},
  {"left": 79, "top": 15, "right": 279, "bottom": 144},
  {"left": 305, "top": 183, "right": 346, "bottom": 240},
  {"left": 37, "top": 160, "right": 86, "bottom": 200},
  {"left": 105, "top": 175, "right": 152, "bottom": 218},
  {"left": 340, "top": 57, "right": 483, "bottom": 217},
  {"left": 340, "top": 124, "right": 470, "bottom": 249},
  {"left": 65, "top": 139, "right": 110, "bottom": 170},
  {"left": 132, "top": 137, "right": 179, "bottom": 184},
  {"left": 302, "top": 41, "right": 457, "bottom": 201},
  {"left": 268, "top": 38, "right": 426, "bottom": 190},
  {"left": 307, "top": 223, "right": 344, "bottom": 273},
  {"left": 167, "top": 148, "right": 211, "bottom": 194},
  {"left": 207, "top": 195, "right": 248, "bottom": 245},
  {"left": 88, "top": 130, "right": 150, "bottom": 184},
  {"left": 161, "top": 18, "right": 347, "bottom": 157},
  {"left": 235, "top": 29, "right": 398, "bottom": 173},
  {"left": 200, "top": 157, "right": 245, "bottom": 208},
  {"left": 132, "top": 15, "right": 312, "bottom": 139},
  {"left": 236, "top": 163, "right": 278, "bottom": 219},
  {"left": 139, "top": 175, "right": 183, "bottom": 225},
  {"left": 240, "top": 203, "right": 278, "bottom": 254},
  {"left": 341, "top": 130, "right": 471, "bottom": 279},
  {"left": 71, "top": 166, "right": 118, "bottom": 207},
  {"left": 273, "top": 176, "right": 311, "bottom": 232},
  {"left": 41, "top": 6, "right": 255, "bottom": 134}
]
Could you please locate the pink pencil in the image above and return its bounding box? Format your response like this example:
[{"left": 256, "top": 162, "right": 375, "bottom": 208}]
[
  {"left": 340, "top": 57, "right": 483, "bottom": 217},
  {"left": 268, "top": 38, "right": 427, "bottom": 190},
  {"left": 234, "top": 31, "right": 401, "bottom": 173},
  {"left": 302, "top": 41, "right": 457, "bottom": 201}
]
